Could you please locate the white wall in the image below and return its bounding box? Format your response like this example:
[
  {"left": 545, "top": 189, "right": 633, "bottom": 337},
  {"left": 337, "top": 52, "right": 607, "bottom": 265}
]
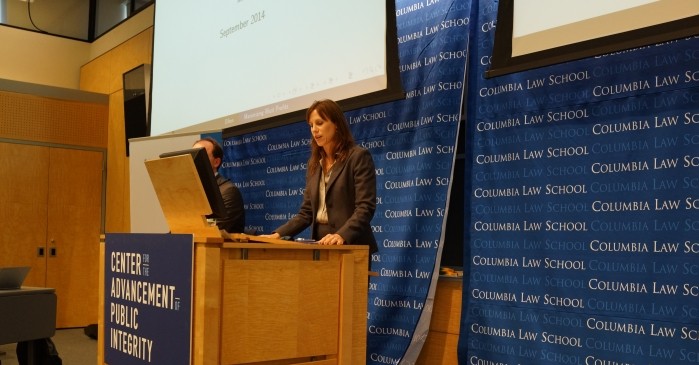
[
  {"left": 0, "top": 4, "right": 154, "bottom": 89},
  {"left": 0, "top": 25, "right": 90, "bottom": 88}
]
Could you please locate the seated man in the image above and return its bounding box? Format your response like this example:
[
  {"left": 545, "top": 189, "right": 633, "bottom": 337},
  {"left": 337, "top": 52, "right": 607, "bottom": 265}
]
[{"left": 193, "top": 137, "right": 245, "bottom": 233}]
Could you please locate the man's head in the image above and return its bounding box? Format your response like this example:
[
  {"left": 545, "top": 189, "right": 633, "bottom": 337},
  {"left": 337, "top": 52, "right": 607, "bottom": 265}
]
[{"left": 193, "top": 137, "right": 224, "bottom": 173}]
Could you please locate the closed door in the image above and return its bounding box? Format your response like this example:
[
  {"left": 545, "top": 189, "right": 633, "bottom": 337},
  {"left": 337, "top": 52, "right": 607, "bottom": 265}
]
[
  {"left": 0, "top": 142, "right": 49, "bottom": 285},
  {"left": 0, "top": 142, "right": 104, "bottom": 328},
  {"left": 46, "top": 147, "right": 104, "bottom": 328}
]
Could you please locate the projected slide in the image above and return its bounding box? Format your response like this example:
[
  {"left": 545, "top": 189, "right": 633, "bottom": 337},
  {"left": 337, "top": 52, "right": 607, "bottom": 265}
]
[
  {"left": 151, "top": 0, "right": 388, "bottom": 135},
  {"left": 487, "top": 0, "right": 699, "bottom": 77},
  {"left": 511, "top": 0, "right": 699, "bottom": 56}
]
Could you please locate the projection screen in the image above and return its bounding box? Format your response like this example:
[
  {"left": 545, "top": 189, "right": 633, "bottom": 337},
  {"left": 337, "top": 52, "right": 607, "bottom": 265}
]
[
  {"left": 487, "top": 0, "right": 699, "bottom": 77},
  {"left": 150, "top": 0, "right": 402, "bottom": 136}
]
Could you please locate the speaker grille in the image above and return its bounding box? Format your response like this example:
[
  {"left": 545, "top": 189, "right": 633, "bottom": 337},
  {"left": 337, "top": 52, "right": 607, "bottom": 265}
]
[{"left": 0, "top": 91, "right": 108, "bottom": 148}]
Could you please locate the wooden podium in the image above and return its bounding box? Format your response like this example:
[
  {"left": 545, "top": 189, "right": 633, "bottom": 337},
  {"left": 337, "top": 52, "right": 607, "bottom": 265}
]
[
  {"left": 99, "top": 154, "right": 369, "bottom": 364},
  {"left": 193, "top": 235, "right": 369, "bottom": 365}
]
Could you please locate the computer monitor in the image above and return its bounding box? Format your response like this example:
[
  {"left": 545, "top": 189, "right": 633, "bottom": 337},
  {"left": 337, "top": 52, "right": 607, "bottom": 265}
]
[
  {"left": 158, "top": 147, "right": 226, "bottom": 219},
  {"left": 0, "top": 266, "right": 30, "bottom": 290}
]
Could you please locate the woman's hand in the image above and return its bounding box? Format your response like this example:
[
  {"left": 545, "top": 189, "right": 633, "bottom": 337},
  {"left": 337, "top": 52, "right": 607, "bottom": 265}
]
[
  {"left": 317, "top": 233, "right": 345, "bottom": 245},
  {"left": 258, "top": 232, "right": 281, "bottom": 239}
]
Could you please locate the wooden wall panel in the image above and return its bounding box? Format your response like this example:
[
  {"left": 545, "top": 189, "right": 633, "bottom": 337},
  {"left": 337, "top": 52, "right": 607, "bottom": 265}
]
[
  {"left": 79, "top": 54, "right": 111, "bottom": 94},
  {"left": 0, "top": 91, "right": 108, "bottom": 148},
  {"left": 80, "top": 28, "right": 153, "bottom": 95},
  {"left": 105, "top": 91, "right": 130, "bottom": 233},
  {"left": 416, "top": 278, "right": 463, "bottom": 365},
  {"left": 80, "top": 26, "right": 153, "bottom": 233},
  {"left": 429, "top": 278, "right": 463, "bottom": 334},
  {"left": 108, "top": 28, "right": 153, "bottom": 93}
]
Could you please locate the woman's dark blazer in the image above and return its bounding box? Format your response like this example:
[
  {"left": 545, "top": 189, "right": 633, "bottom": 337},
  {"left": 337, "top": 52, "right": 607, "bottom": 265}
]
[{"left": 274, "top": 145, "right": 378, "bottom": 253}]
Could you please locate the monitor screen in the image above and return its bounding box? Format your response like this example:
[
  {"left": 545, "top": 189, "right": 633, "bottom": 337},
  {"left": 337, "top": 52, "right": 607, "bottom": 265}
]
[
  {"left": 158, "top": 147, "right": 226, "bottom": 219},
  {"left": 123, "top": 65, "right": 151, "bottom": 156}
]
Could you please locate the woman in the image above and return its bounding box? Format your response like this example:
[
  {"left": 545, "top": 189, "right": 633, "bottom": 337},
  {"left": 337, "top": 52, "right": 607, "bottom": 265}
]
[{"left": 263, "top": 99, "right": 378, "bottom": 253}]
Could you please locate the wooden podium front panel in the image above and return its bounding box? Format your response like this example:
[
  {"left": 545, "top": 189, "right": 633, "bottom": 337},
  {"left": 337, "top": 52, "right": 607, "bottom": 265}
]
[
  {"left": 189, "top": 241, "right": 368, "bottom": 365},
  {"left": 221, "top": 258, "right": 340, "bottom": 364}
]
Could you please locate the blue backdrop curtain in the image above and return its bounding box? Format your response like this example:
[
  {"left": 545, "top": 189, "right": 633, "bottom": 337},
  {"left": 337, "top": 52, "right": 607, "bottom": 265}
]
[{"left": 461, "top": 0, "right": 699, "bottom": 364}]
